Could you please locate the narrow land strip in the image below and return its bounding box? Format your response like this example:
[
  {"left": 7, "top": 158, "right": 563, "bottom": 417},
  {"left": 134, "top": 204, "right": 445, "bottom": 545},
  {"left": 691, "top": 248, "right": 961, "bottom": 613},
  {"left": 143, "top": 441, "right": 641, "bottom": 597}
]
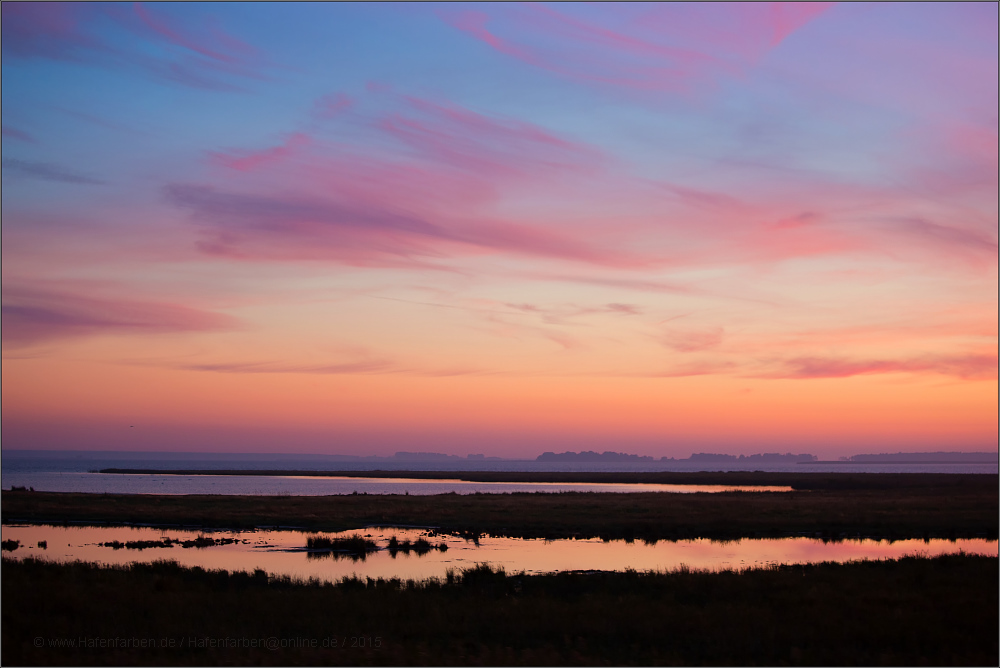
[
  {"left": 96, "top": 469, "right": 994, "bottom": 490},
  {"left": 4, "top": 477, "right": 997, "bottom": 541}
]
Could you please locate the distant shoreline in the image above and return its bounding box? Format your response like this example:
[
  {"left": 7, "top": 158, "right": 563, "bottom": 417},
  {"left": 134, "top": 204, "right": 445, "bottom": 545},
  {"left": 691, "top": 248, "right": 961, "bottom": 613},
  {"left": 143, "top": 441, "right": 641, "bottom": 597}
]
[
  {"left": 92, "top": 469, "right": 998, "bottom": 490},
  {"left": 807, "top": 460, "right": 998, "bottom": 464}
]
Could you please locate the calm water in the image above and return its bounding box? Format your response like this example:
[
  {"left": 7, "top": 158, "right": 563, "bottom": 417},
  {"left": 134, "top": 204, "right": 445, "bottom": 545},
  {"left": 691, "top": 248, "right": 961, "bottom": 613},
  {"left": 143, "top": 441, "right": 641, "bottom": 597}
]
[
  {"left": 0, "top": 472, "right": 791, "bottom": 495},
  {"left": 3, "top": 524, "right": 995, "bottom": 582},
  {"left": 3, "top": 450, "right": 995, "bottom": 495}
]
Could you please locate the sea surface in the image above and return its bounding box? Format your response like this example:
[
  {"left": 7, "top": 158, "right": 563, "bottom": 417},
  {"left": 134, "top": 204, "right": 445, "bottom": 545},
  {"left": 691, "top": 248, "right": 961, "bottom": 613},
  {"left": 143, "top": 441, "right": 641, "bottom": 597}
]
[
  {"left": 2, "top": 450, "right": 996, "bottom": 495},
  {"left": 3, "top": 524, "right": 995, "bottom": 583}
]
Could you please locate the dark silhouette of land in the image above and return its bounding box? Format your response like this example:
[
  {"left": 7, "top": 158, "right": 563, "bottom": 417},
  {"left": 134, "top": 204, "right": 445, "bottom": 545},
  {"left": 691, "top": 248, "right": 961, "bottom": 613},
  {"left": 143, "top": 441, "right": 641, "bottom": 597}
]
[
  {"left": 838, "top": 451, "right": 999, "bottom": 463},
  {"left": 3, "top": 555, "right": 995, "bottom": 666},
  {"left": 4, "top": 472, "right": 997, "bottom": 666},
  {"left": 537, "top": 450, "right": 819, "bottom": 462},
  {"left": 91, "top": 469, "right": 988, "bottom": 489}
]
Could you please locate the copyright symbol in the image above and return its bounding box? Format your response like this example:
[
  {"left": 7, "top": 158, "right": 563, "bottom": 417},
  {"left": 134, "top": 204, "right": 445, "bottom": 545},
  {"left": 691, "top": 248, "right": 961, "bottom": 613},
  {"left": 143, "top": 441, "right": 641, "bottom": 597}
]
[
  {"left": 33, "top": 637, "right": 44, "bottom": 648},
  {"left": 265, "top": 637, "right": 278, "bottom": 651}
]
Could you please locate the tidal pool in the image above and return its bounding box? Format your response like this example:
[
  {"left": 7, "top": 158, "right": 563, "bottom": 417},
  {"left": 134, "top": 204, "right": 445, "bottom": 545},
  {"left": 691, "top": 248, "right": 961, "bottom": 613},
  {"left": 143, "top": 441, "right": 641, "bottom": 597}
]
[{"left": 2, "top": 524, "right": 994, "bottom": 583}]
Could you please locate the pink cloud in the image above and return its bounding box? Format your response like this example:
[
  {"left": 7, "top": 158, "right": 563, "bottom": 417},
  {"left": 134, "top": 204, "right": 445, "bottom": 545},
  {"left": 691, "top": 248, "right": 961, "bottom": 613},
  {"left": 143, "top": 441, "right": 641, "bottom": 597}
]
[
  {"left": 313, "top": 93, "right": 354, "bottom": 120},
  {"left": 178, "top": 360, "right": 396, "bottom": 375},
  {"left": 166, "top": 184, "right": 652, "bottom": 269},
  {"left": 758, "top": 354, "right": 998, "bottom": 381},
  {"left": 605, "top": 303, "right": 643, "bottom": 316},
  {"left": 2, "top": 158, "right": 104, "bottom": 185},
  {"left": 890, "top": 218, "right": 998, "bottom": 255},
  {"left": 641, "top": 361, "right": 740, "bottom": 378},
  {"left": 378, "top": 95, "right": 603, "bottom": 181},
  {"left": 662, "top": 327, "right": 725, "bottom": 353},
  {"left": 0, "top": 2, "right": 270, "bottom": 90},
  {"left": 210, "top": 133, "right": 310, "bottom": 172},
  {"left": 446, "top": 11, "right": 536, "bottom": 64},
  {"left": 766, "top": 3, "right": 835, "bottom": 47},
  {"left": 132, "top": 2, "right": 254, "bottom": 65},
  {"left": 164, "top": 358, "right": 489, "bottom": 377},
  {"left": 753, "top": 314, "right": 999, "bottom": 355},
  {"left": 173, "top": 82, "right": 990, "bottom": 278},
  {"left": 1, "top": 285, "right": 239, "bottom": 347},
  {"left": 498, "top": 301, "right": 644, "bottom": 326},
  {"left": 443, "top": 3, "right": 832, "bottom": 95},
  {"left": 0, "top": 2, "right": 105, "bottom": 61},
  {"left": 660, "top": 182, "right": 747, "bottom": 212},
  {"left": 904, "top": 121, "right": 1000, "bottom": 199},
  {"left": 529, "top": 273, "right": 702, "bottom": 297},
  {"left": 169, "top": 93, "right": 662, "bottom": 268},
  {"left": 770, "top": 211, "right": 821, "bottom": 230},
  {"left": 2, "top": 126, "right": 37, "bottom": 143}
]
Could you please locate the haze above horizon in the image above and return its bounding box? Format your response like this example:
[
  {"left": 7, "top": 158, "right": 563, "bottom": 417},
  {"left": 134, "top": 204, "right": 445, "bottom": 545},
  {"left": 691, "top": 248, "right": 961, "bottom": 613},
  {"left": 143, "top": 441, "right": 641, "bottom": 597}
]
[{"left": 2, "top": 2, "right": 997, "bottom": 460}]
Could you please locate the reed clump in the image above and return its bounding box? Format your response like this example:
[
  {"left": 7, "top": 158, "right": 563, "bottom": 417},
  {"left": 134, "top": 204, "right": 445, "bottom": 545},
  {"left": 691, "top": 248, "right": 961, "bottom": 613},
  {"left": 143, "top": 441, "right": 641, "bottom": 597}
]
[
  {"left": 386, "top": 535, "right": 449, "bottom": 555},
  {"left": 98, "top": 536, "right": 241, "bottom": 550},
  {"left": 306, "top": 534, "right": 377, "bottom": 554}
]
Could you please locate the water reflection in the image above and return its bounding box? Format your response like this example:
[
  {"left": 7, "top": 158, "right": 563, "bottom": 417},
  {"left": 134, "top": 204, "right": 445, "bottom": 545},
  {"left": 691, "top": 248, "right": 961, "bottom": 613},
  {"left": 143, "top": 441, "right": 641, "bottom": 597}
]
[
  {"left": 2, "top": 524, "right": 995, "bottom": 583},
  {"left": 2, "top": 472, "right": 794, "bottom": 496}
]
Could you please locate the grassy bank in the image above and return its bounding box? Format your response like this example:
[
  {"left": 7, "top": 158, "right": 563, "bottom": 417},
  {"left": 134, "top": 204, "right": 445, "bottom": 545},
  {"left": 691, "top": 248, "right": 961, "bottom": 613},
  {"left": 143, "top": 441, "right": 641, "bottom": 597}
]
[
  {"left": 3, "top": 554, "right": 996, "bottom": 666},
  {"left": 3, "top": 481, "right": 997, "bottom": 541}
]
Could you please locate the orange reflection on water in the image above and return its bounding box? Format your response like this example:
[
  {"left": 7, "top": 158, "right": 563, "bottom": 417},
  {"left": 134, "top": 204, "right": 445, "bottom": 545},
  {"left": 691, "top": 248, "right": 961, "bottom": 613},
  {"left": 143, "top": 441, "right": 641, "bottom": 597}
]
[
  {"left": 2, "top": 524, "right": 995, "bottom": 584},
  {"left": 278, "top": 477, "right": 796, "bottom": 494}
]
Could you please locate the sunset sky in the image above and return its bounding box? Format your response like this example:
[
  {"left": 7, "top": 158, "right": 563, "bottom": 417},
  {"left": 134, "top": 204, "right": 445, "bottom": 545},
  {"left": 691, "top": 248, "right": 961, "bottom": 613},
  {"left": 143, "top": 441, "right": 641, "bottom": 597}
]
[{"left": 2, "top": 2, "right": 997, "bottom": 458}]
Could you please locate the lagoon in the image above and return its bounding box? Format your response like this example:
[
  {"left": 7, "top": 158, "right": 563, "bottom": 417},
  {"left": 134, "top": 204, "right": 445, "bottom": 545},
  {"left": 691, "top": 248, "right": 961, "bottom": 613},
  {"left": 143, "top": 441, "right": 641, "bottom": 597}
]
[{"left": 3, "top": 524, "right": 994, "bottom": 583}]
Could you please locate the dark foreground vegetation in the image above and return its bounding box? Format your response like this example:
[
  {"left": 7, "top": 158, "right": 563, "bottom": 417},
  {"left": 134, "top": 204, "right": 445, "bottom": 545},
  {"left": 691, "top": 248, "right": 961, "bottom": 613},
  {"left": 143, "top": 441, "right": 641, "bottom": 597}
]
[
  {"left": 98, "top": 536, "right": 245, "bottom": 551},
  {"left": 305, "top": 534, "right": 378, "bottom": 554},
  {"left": 3, "top": 554, "right": 996, "bottom": 666},
  {"left": 3, "top": 474, "right": 996, "bottom": 542}
]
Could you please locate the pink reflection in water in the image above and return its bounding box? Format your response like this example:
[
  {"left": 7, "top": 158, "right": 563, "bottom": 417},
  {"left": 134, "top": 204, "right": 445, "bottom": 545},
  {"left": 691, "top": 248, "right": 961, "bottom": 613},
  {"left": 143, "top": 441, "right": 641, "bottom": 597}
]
[
  {"left": 2, "top": 524, "right": 995, "bottom": 584},
  {"left": 280, "top": 476, "right": 796, "bottom": 495}
]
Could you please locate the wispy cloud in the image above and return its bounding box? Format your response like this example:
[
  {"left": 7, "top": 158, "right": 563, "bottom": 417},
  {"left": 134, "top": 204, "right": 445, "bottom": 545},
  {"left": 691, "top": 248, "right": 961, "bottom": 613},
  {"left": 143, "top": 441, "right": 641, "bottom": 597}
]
[
  {"left": 209, "top": 133, "right": 310, "bottom": 172},
  {"left": 312, "top": 92, "right": 354, "bottom": 120},
  {"left": 379, "top": 94, "right": 605, "bottom": 181},
  {"left": 443, "top": 3, "right": 832, "bottom": 96},
  {"left": 661, "top": 327, "right": 725, "bottom": 353},
  {"left": 1, "top": 126, "right": 36, "bottom": 143},
  {"left": 1, "top": 286, "right": 238, "bottom": 347},
  {"left": 1, "top": 158, "right": 104, "bottom": 185},
  {"left": 888, "top": 217, "right": 998, "bottom": 254},
  {"left": 170, "top": 183, "right": 655, "bottom": 268},
  {"left": 755, "top": 354, "right": 998, "bottom": 381},
  {"left": 167, "top": 359, "right": 488, "bottom": 377},
  {"left": 0, "top": 2, "right": 273, "bottom": 91}
]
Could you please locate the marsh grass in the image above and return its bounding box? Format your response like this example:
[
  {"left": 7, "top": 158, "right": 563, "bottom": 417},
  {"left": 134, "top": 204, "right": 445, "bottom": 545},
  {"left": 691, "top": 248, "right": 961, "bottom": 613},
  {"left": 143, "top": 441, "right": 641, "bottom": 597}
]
[
  {"left": 305, "top": 534, "right": 378, "bottom": 560},
  {"left": 2, "top": 554, "right": 996, "bottom": 665},
  {"left": 98, "top": 536, "right": 243, "bottom": 550},
  {"left": 385, "top": 535, "right": 449, "bottom": 556}
]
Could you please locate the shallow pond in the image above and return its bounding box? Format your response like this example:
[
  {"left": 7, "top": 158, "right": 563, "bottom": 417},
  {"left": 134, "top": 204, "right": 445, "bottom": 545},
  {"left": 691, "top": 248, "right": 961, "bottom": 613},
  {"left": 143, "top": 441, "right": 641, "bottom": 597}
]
[{"left": 2, "top": 524, "right": 994, "bottom": 583}]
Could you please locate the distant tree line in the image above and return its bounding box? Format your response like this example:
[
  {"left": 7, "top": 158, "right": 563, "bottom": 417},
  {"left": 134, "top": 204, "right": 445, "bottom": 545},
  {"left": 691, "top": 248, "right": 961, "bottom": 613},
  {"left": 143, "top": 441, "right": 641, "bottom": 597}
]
[{"left": 536, "top": 451, "right": 818, "bottom": 463}]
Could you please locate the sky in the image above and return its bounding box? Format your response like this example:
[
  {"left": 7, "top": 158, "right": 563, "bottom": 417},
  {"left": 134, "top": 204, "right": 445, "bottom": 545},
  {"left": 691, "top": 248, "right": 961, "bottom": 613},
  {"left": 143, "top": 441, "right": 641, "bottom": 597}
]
[{"left": 1, "top": 2, "right": 997, "bottom": 459}]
